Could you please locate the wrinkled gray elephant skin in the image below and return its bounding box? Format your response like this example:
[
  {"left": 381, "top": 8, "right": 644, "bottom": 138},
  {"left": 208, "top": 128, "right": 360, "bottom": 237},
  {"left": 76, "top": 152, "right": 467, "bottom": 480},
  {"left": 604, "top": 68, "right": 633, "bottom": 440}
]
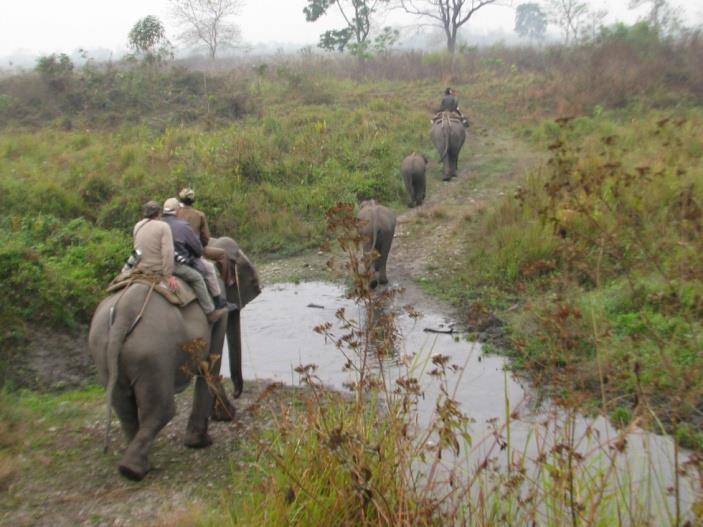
[
  {"left": 401, "top": 153, "right": 428, "bottom": 208},
  {"left": 430, "top": 115, "right": 466, "bottom": 181},
  {"left": 357, "top": 200, "right": 396, "bottom": 289},
  {"left": 88, "top": 236, "right": 260, "bottom": 481}
]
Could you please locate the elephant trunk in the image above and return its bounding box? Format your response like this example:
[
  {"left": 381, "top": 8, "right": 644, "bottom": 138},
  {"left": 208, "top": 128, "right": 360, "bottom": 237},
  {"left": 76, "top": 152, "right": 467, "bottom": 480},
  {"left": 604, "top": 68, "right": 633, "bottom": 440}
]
[{"left": 226, "top": 307, "right": 243, "bottom": 398}]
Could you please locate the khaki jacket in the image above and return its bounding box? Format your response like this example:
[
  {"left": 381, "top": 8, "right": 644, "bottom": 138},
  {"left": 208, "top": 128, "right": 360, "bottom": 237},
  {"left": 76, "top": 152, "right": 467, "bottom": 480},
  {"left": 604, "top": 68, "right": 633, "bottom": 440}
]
[
  {"left": 177, "top": 205, "right": 210, "bottom": 247},
  {"left": 133, "top": 218, "right": 174, "bottom": 277}
]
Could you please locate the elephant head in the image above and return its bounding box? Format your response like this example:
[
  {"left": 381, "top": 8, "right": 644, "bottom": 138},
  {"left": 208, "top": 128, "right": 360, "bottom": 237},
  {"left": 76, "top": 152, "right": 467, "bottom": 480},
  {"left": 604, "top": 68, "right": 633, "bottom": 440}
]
[{"left": 210, "top": 236, "right": 261, "bottom": 398}]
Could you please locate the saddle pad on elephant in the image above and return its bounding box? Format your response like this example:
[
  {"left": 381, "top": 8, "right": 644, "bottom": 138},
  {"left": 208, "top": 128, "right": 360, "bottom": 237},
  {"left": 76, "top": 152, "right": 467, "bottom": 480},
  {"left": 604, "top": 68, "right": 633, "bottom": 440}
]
[
  {"left": 432, "top": 111, "right": 463, "bottom": 124},
  {"left": 107, "top": 271, "right": 197, "bottom": 307}
]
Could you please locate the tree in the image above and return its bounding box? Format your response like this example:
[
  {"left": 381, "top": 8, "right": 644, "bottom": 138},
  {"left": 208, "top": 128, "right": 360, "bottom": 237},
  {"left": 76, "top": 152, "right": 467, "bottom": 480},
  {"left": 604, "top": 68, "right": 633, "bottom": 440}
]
[
  {"left": 304, "top": 0, "right": 389, "bottom": 55},
  {"left": 514, "top": 3, "right": 547, "bottom": 42},
  {"left": 547, "top": 0, "right": 588, "bottom": 44},
  {"left": 628, "top": 0, "right": 681, "bottom": 35},
  {"left": 170, "top": 0, "right": 243, "bottom": 59},
  {"left": 128, "top": 16, "right": 172, "bottom": 62},
  {"left": 580, "top": 7, "right": 607, "bottom": 42},
  {"left": 398, "top": 0, "right": 502, "bottom": 55},
  {"left": 35, "top": 53, "right": 74, "bottom": 92}
]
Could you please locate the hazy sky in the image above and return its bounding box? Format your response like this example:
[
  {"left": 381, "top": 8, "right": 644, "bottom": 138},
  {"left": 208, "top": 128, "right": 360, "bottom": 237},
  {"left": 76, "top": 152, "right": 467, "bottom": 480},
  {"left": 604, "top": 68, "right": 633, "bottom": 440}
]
[{"left": 1, "top": 0, "right": 701, "bottom": 58}]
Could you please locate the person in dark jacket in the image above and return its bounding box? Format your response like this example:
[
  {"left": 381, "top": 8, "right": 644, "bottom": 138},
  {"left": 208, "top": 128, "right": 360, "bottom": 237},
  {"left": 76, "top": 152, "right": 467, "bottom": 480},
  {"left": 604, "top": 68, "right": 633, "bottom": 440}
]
[
  {"left": 162, "top": 198, "right": 235, "bottom": 322},
  {"left": 436, "top": 87, "right": 469, "bottom": 127},
  {"left": 439, "top": 87, "right": 460, "bottom": 113}
]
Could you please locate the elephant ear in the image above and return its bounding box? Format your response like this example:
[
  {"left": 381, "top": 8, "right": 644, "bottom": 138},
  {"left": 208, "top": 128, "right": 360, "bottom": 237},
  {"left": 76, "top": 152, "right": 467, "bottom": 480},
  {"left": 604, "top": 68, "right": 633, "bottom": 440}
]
[
  {"left": 209, "top": 236, "right": 262, "bottom": 309},
  {"left": 231, "top": 246, "right": 261, "bottom": 308}
]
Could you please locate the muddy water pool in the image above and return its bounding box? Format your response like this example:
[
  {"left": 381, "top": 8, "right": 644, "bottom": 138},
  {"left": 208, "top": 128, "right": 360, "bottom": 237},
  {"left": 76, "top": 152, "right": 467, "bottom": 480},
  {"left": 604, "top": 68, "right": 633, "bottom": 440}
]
[{"left": 222, "top": 281, "right": 697, "bottom": 516}]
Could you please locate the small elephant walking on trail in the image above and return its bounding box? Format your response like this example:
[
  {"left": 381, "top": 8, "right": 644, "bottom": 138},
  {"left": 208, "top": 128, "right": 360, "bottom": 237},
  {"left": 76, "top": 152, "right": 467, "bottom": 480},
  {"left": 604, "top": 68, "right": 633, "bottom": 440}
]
[
  {"left": 401, "top": 153, "right": 428, "bottom": 208},
  {"left": 430, "top": 112, "right": 466, "bottom": 181},
  {"left": 357, "top": 200, "right": 396, "bottom": 289}
]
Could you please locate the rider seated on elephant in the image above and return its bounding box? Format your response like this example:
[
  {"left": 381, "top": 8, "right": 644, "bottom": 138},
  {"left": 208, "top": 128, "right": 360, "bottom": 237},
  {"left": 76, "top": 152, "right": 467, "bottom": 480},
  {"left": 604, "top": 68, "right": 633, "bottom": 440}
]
[
  {"left": 176, "top": 187, "right": 234, "bottom": 287},
  {"left": 434, "top": 87, "right": 469, "bottom": 128},
  {"left": 161, "top": 198, "right": 237, "bottom": 323},
  {"left": 132, "top": 200, "right": 179, "bottom": 291}
]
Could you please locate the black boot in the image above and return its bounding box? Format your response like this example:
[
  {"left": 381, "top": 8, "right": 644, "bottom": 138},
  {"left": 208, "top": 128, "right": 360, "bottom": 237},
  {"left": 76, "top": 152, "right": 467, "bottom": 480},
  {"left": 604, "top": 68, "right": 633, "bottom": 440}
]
[{"left": 214, "top": 295, "right": 239, "bottom": 312}]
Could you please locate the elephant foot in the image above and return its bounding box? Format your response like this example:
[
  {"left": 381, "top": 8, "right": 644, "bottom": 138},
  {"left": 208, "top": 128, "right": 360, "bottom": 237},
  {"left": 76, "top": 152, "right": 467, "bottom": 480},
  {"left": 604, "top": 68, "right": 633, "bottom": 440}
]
[
  {"left": 211, "top": 399, "right": 236, "bottom": 422},
  {"left": 379, "top": 278, "right": 389, "bottom": 286},
  {"left": 369, "top": 279, "right": 379, "bottom": 290},
  {"left": 118, "top": 460, "right": 150, "bottom": 481},
  {"left": 442, "top": 177, "right": 451, "bottom": 182},
  {"left": 184, "top": 431, "right": 213, "bottom": 449}
]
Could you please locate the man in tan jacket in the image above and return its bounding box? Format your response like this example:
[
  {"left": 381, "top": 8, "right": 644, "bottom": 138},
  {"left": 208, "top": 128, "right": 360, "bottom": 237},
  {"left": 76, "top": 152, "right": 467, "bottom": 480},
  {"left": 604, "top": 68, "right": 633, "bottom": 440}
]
[
  {"left": 133, "top": 201, "right": 178, "bottom": 291},
  {"left": 133, "top": 200, "right": 226, "bottom": 323},
  {"left": 177, "top": 187, "right": 234, "bottom": 287}
]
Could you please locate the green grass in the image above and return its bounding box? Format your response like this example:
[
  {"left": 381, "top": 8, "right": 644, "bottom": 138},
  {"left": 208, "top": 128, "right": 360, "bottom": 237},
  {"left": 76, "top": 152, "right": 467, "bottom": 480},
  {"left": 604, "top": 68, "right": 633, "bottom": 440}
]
[{"left": 440, "top": 107, "right": 703, "bottom": 445}]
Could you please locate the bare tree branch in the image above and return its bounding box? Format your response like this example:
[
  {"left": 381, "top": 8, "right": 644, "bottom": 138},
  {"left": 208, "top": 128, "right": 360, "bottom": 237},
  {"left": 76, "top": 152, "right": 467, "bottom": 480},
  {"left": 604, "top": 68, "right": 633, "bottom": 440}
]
[
  {"left": 170, "top": 0, "right": 244, "bottom": 59},
  {"left": 398, "top": 0, "right": 505, "bottom": 54}
]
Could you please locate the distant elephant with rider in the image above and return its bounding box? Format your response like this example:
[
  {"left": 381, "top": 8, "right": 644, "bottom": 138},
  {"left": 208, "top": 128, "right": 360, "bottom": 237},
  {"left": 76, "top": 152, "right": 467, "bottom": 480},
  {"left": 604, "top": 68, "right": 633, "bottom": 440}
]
[
  {"left": 430, "top": 113, "right": 466, "bottom": 181},
  {"left": 88, "top": 236, "right": 260, "bottom": 481}
]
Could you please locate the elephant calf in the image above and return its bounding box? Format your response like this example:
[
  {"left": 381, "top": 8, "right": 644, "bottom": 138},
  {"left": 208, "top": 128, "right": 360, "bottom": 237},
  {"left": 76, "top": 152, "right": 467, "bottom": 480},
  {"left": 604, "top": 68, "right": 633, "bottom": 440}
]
[
  {"left": 357, "top": 200, "right": 396, "bottom": 288},
  {"left": 401, "top": 153, "right": 428, "bottom": 208}
]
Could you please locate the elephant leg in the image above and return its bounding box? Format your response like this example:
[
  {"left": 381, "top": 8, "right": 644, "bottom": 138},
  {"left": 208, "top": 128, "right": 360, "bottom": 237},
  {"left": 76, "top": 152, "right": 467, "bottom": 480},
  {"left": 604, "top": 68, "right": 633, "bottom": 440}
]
[
  {"left": 377, "top": 238, "right": 393, "bottom": 285},
  {"left": 403, "top": 176, "right": 415, "bottom": 208},
  {"left": 112, "top": 385, "right": 139, "bottom": 443},
  {"left": 442, "top": 159, "right": 452, "bottom": 181},
  {"left": 118, "top": 381, "right": 175, "bottom": 481},
  {"left": 184, "top": 376, "right": 215, "bottom": 448},
  {"left": 363, "top": 241, "right": 379, "bottom": 289},
  {"left": 450, "top": 152, "right": 459, "bottom": 179},
  {"left": 417, "top": 177, "right": 426, "bottom": 206},
  {"left": 369, "top": 254, "right": 380, "bottom": 289}
]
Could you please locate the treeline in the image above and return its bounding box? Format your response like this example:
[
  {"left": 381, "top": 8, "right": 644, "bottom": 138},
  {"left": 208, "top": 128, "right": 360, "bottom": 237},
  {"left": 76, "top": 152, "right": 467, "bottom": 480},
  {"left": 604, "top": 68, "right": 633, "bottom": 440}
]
[{"left": 1, "top": 22, "right": 702, "bottom": 130}]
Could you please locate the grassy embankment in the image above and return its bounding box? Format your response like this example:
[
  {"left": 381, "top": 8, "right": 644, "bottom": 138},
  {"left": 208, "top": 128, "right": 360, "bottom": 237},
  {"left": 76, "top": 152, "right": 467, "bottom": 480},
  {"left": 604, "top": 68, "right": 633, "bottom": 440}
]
[
  {"left": 418, "top": 38, "right": 703, "bottom": 448},
  {"left": 433, "top": 99, "right": 703, "bottom": 446},
  {"left": 0, "top": 68, "right": 440, "bottom": 385}
]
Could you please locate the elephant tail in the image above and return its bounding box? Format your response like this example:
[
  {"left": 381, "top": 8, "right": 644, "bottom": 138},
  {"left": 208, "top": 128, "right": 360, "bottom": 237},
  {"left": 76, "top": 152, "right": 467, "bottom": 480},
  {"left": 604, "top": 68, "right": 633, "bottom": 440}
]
[
  {"left": 103, "top": 305, "right": 132, "bottom": 453},
  {"left": 103, "top": 285, "right": 152, "bottom": 453}
]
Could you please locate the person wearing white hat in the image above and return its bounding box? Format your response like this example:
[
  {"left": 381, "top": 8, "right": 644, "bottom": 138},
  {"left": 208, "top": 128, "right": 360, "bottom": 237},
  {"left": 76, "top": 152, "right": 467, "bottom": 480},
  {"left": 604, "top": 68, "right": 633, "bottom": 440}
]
[
  {"left": 177, "top": 187, "right": 234, "bottom": 288},
  {"left": 162, "top": 197, "right": 234, "bottom": 323}
]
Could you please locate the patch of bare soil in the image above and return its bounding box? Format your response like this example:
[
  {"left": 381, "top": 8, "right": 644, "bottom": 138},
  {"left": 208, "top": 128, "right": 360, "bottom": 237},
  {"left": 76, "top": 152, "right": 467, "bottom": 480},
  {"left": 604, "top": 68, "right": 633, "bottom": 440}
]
[
  {"left": 18, "top": 329, "right": 94, "bottom": 390},
  {"left": 0, "top": 380, "right": 294, "bottom": 527}
]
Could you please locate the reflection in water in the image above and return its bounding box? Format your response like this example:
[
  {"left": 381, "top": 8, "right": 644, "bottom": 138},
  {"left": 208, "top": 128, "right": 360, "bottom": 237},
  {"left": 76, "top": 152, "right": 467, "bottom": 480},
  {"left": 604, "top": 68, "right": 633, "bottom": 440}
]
[{"left": 222, "top": 281, "right": 697, "bottom": 518}]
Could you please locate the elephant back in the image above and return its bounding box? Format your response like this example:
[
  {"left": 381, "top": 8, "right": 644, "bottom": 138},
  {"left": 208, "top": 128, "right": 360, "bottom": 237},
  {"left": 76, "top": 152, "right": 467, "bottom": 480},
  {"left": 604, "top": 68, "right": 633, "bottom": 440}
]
[{"left": 106, "top": 270, "right": 198, "bottom": 308}]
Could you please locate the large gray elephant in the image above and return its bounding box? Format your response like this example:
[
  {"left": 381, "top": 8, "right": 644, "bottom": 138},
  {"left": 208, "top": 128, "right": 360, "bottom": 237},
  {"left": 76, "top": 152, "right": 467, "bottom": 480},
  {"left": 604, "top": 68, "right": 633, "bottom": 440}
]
[
  {"left": 357, "top": 200, "right": 396, "bottom": 289},
  {"left": 430, "top": 113, "right": 466, "bottom": 181},
  {"left": 88, "top": 236, "right": 260, "bottom": 481},
  {"left": 401, "top": 153, "right": 429, "bottom": 208}
]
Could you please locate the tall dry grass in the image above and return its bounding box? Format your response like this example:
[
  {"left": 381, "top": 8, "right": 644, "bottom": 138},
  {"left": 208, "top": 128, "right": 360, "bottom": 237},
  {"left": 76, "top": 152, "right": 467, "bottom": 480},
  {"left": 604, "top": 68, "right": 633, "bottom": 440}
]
[{"left": 197, "top": 203, "right": 703, "bottom": 526}]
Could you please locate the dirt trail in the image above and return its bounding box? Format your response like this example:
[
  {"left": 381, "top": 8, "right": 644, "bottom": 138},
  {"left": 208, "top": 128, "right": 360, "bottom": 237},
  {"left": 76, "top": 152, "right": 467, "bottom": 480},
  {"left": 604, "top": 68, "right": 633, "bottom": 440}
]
[
  {"left": 2, "top": 121, "right": 540, "bottom": 527},
  {"left": 1, "top": 380, "right": 295, "bottom": 527},
  {"left": 389, "top": 122, "right": 540, "bottom": 317}
]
